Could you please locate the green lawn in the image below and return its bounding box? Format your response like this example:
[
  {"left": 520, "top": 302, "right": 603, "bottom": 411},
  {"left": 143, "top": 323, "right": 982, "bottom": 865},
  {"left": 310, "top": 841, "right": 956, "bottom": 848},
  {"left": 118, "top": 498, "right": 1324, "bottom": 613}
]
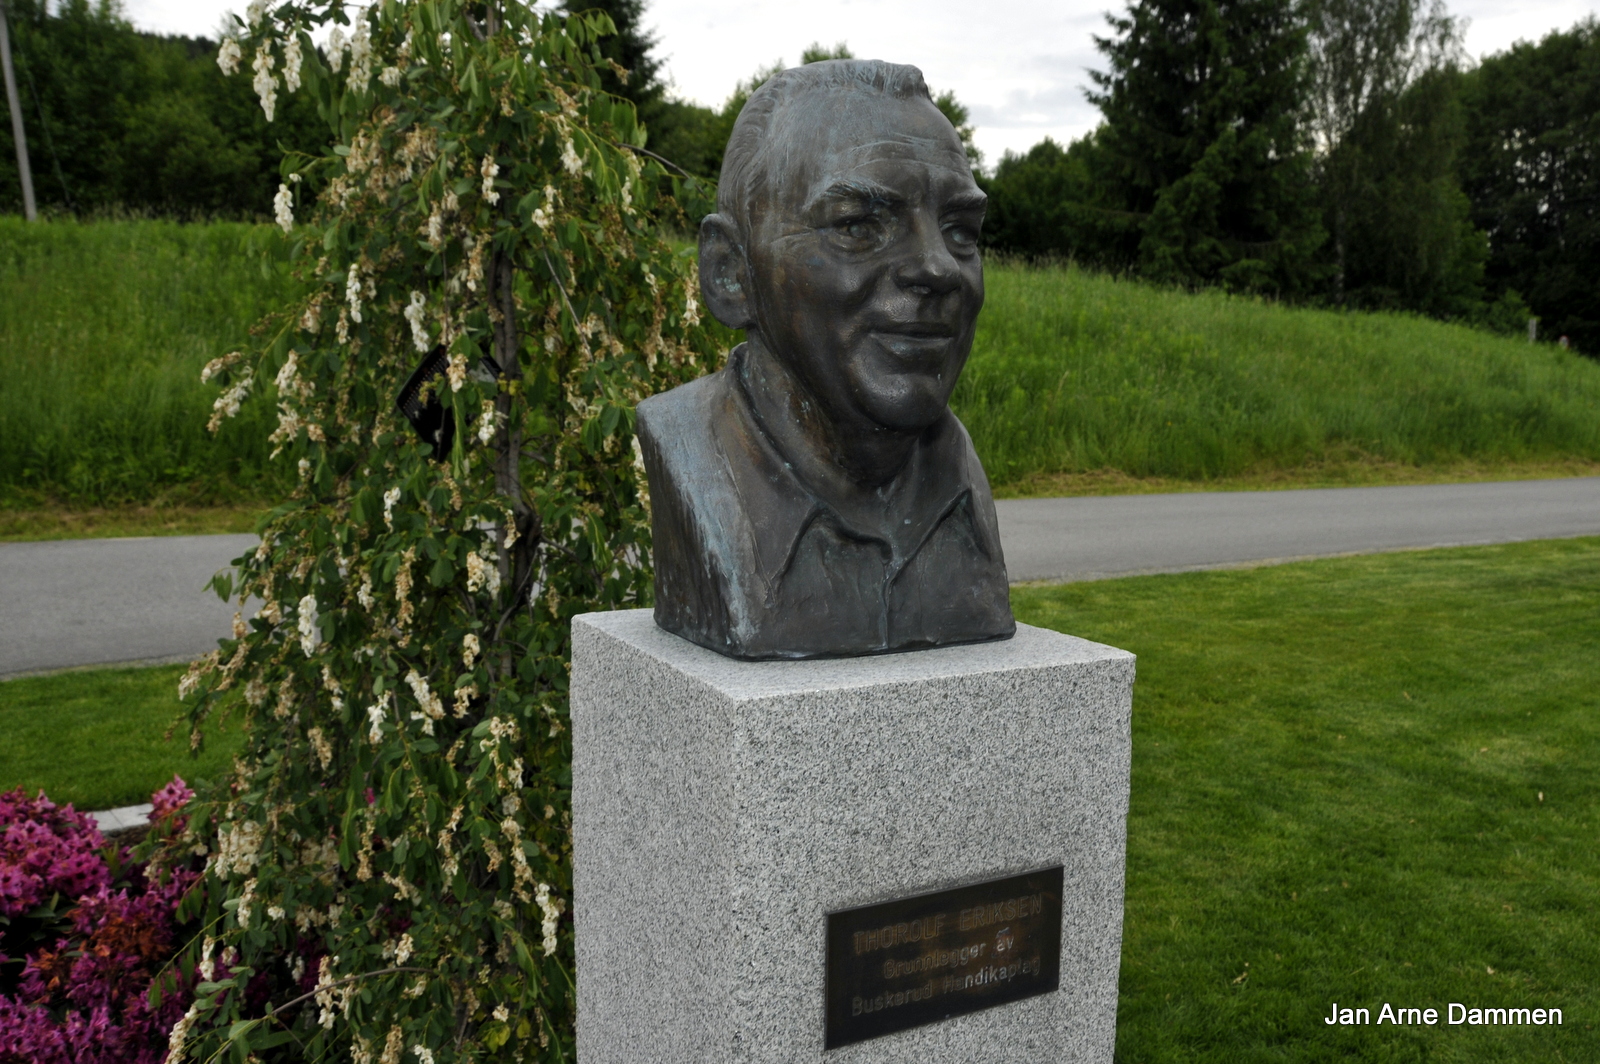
[
  {"left": 1012, "top": 537, "right": 1599, "bottom": 1061},
  {"left": 0, "top": 539, "right": 1594, "bottom": 1059},
  {"left": 0, "top": 664, "right": 243, "bottom": 811}
]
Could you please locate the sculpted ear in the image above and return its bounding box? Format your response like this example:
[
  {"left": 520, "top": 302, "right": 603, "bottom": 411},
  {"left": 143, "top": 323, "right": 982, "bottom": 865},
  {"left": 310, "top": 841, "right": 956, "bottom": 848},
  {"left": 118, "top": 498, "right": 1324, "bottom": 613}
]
[{"left": 698, "top": 214, "right": 755, "bottom": 330}]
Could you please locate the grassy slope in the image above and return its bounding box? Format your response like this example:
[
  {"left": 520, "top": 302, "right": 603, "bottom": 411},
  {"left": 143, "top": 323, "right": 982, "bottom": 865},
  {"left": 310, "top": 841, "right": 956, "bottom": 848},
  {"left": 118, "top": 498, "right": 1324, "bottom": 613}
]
[
  {"left": 0, "top": 664, "right": 243, "bottom": 811},
  {"left": 0, "top": 217, "right": 297, "bottom": 508},
  {"left": 3, "top": 224, "right": 1599, "bottom": 533},
  {"left": 1013, "top": 538, "right": 1599, "bottom": 1061},
  {"left": 957, "top": 262, "right": 1600, "bottom": 491}
]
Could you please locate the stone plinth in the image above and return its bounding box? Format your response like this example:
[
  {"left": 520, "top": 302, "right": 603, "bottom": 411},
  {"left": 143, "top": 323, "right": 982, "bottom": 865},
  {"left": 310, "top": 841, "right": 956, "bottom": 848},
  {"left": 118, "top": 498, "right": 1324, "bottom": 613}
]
[{"left": 571, "top": 609, "right": 1135, "bottom": 1063}]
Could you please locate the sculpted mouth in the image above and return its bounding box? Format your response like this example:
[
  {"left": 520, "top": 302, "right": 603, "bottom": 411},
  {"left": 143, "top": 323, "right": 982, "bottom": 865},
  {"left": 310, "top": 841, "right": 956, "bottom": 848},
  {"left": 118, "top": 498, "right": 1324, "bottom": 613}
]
[{"left": 873, "top": 322, "right": 957, "bottom": 338}]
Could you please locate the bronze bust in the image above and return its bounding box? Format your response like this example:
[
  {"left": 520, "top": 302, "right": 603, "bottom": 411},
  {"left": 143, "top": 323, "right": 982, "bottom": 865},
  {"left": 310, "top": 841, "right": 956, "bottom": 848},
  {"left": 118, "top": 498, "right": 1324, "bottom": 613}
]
[{"left": 636, "top": 59, "right": 1015, "bottom": 659}]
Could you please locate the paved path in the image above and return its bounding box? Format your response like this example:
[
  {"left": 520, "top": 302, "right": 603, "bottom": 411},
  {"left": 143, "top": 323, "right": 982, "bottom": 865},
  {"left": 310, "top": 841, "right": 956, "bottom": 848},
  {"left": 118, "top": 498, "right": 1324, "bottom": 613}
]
[
  {"left": 3, "top": 479, "right": 1597, "bottom": 676},
  {"left": 996, "top": 477, "right": 1600, "bottom": 583},
  {"left": 1, "top": 534, "right": 257, "bottom": 678}
]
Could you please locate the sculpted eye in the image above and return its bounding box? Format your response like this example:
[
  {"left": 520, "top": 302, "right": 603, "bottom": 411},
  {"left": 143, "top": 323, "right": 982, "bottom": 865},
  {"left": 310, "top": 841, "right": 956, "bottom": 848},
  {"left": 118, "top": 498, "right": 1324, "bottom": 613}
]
[
  {"left": 836, "top": 217, "right": 879, "bottom": 241},
  {"left": 945, "top": 223, "right": 978, "bottom": 248}
]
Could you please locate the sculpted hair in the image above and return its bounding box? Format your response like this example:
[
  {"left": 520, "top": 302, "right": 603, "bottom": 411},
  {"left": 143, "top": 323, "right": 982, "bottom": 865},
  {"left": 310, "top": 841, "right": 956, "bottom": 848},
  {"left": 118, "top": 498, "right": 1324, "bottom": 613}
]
[{"left": 719, "top": 59, "right": 933, "bottom": 234}]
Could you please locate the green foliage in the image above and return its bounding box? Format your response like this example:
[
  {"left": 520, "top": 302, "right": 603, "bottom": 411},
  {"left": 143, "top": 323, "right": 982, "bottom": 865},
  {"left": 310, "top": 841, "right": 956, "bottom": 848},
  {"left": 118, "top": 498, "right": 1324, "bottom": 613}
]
[
  {"left": 953, "top": 262, "right": 1600, "bottom": 485},
  {"left": 642, "top": 40, "right": 980, "bottom": 185},
  {"left": 560, "top": 0, "right": 663, "bottom": 114},
  {"left": 1326, "top": 69, "right": 1490, "bottom": 319},
  {"left": 0, "top": 0, "right": 330, "bottom": 216},
  {"left": 0, "top": 664, "right": 244, "bottom": 811},
  {"left": 1304, "top": 0, "right": 1489, "bottom": 317},
  {"left": 0, "top": 217, "right": 298, "bottom": 505},
  {"left": 1459, "top": 18, "right": 1600, "bottom": 354},
  {"left": 1017, "top": 536, "right": 1600, "bottom": 1062},
  {"left": 979, "top": 134, "right": 1141, "bottom": 269},
  {"left": 170, "top": 2, "right": 721, "bottom": 1061},
  {"left": 1088, "top": 0, "right": 1325, "bottom": 295}
]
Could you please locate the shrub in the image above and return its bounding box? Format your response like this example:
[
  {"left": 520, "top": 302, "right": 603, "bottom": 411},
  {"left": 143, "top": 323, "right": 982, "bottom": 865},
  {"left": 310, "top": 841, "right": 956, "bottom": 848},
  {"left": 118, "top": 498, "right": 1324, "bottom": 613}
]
[{"left": 0, "top": 780, "right": 198, "bottom": 1064}]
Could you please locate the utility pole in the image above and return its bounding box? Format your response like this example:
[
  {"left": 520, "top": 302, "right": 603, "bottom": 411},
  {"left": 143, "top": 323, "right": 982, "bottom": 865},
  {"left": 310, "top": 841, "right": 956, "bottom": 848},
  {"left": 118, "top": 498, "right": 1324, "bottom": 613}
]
[{"left": 0, "top": 0, "right": 37, "bottom": 221}]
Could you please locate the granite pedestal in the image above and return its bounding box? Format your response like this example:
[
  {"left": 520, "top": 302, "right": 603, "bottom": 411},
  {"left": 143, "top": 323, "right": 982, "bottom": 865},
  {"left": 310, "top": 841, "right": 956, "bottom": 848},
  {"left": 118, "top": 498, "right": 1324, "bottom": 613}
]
[{"left": 571, "top": 609, "right": 1135, "bottom": 1063}]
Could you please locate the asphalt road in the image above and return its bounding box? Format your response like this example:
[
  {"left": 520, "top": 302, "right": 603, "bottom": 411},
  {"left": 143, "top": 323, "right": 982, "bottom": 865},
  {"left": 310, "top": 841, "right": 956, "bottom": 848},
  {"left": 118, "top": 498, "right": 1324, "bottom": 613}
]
[
  {"left": 3, "top": 478, "right": 1597, "bottom": 677},
  {"left": 996, "top": 477, "right": 1600, "bottom": 583},
  {"left": 1, "top": 534, "right": 258, "bottom": 678}
]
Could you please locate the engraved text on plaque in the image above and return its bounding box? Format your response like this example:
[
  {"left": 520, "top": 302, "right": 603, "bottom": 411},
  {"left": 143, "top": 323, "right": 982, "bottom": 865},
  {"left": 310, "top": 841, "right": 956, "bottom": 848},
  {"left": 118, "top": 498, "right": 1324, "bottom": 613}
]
[{"left": 823, "top": 866, "right": 1064, "bottom": 1049}]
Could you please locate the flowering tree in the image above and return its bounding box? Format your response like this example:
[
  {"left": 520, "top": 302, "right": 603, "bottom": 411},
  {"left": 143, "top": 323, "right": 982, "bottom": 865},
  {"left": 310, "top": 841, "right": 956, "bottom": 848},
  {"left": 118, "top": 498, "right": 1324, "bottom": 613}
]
[{"left": 177, "top": 1, "right": 720, "bottom": 1060}]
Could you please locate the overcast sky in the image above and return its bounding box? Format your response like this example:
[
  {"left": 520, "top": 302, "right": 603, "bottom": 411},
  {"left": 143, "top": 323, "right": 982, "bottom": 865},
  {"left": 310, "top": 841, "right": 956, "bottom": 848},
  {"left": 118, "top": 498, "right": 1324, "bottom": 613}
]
[{"left": 124, "top": 0, "right": 1599, "bottom": 164}]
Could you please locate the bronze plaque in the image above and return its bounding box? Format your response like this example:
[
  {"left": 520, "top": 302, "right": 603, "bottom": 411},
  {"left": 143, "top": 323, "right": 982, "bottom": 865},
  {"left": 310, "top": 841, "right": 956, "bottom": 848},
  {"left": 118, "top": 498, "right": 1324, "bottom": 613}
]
[{"left": 824, "top": 866, "right": 1064, "bottom": 1050}]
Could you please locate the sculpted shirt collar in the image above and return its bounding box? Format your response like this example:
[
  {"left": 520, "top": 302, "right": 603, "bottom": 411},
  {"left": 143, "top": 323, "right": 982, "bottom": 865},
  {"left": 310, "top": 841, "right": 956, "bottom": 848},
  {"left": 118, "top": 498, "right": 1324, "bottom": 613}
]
[{"left": 717, "top": 344, "right": 999, "bottom": 595}]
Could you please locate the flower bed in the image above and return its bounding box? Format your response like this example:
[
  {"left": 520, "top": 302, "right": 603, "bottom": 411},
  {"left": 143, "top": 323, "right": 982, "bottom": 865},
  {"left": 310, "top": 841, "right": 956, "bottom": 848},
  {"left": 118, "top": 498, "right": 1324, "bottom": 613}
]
[{"left": 0, "top": 780, "right": 197, "bottom": 1063}]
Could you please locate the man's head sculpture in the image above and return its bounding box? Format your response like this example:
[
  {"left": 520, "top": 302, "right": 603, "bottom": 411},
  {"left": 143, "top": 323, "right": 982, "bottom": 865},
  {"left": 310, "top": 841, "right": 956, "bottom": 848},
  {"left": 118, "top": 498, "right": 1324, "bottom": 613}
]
[{"left": 636, "top": 59, "right": 1015, "bottom": 659}]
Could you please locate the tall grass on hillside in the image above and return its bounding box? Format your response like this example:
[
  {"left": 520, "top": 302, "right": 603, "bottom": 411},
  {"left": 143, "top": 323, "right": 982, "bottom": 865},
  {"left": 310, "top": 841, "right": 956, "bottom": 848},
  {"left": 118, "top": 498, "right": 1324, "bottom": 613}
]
[
  {"left": 955, "top": 262, "right": 1600, "bottom": 486},
  {"left": 6, "top": 234, "right": 1600, "bottom": 509},
  {"left": 0, "top": 218, "right": 298, "bottom": 505}
]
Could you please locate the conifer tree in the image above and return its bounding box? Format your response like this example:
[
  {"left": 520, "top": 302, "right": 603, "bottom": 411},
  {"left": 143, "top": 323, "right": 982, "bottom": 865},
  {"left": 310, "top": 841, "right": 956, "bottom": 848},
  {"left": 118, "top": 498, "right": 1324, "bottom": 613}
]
[{"left": 1088, "top": 0, "right": 1323, "bottom": 293}]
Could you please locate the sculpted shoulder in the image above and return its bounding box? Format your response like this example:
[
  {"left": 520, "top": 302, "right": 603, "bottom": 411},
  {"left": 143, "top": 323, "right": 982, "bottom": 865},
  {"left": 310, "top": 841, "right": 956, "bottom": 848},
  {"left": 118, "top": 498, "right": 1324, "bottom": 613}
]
[{"left": 636, "top": 369, "right": 732, "bottom": 465}]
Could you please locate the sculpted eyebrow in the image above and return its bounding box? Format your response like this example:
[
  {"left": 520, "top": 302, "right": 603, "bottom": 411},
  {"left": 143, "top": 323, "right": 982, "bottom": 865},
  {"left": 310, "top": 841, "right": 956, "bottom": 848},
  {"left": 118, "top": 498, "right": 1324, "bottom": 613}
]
[
  {"left": 943, "top": 191, "right": 987, "bottom": 213},
  {"left": 811, "top": 181, "right": 901, "bottom": 212}
]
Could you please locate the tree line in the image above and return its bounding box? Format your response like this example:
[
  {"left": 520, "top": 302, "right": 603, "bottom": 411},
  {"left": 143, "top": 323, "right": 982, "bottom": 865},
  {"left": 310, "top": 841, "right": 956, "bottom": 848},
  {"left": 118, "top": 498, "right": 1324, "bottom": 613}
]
[
  {"left": 981, "top": 0, "right": 1599, "bottom": 352},
  {"left": 2, "top": 0, "right": 1595, "bottom": 352}
]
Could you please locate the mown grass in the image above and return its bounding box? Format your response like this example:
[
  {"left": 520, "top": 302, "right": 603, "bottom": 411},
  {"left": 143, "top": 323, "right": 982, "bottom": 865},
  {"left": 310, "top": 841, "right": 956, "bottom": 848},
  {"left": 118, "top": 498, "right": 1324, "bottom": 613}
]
[
  {"left": 1013, "top": 537, "right": 1600, "bottom": 1061},
  {"left": 0, "top": 216, "right": 297, "bottom": 508},
  {"left": 0, "top": 664, "right": 244, "bottom": 811},
  {"left": 1, "top": 539, "right": 1591, "bottom": 1060},
  {"left": 957, "top": 261, "right": 1600, "bottom": 489}
]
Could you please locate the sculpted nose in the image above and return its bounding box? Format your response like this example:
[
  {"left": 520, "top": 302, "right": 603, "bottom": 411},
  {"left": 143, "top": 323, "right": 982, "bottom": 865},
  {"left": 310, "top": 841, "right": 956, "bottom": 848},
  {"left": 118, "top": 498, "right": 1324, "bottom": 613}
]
[{"left": 895, "top": 217, "right": 962, "bottom": 296}]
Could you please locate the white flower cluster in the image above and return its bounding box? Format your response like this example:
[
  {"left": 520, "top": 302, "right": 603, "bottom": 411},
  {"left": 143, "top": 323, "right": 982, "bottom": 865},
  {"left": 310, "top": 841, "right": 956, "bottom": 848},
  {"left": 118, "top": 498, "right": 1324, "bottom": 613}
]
[
  {"left": 380, "top": 65, "right": 402, "bottom": 88},
  {"left": 199, "top": 350, "right": 241, "bottom": 384},
  {"left": 307, "top": 725, "right": 333, "bottom": 770},
  {"left": 273, "top": 183, "right": 294, "bottom": 232},
  {"left": 383, "top": 486, "right": 401, "bottom": 530},
  {"left": 445, "top": 350, "right": 467, "bottom": 392},
  {"left": 346, "top": 263, "right": 368, "bottom": 324},
  {"left": 535, "top": 882, "right": 564, "bottom": 956},
  {"left": 237, "top": 876, "right": 258, "bottom": 929},
  {"left": 560, "top": 138, "right": 584, "bottom": 177},
  {"left": 283, "top": 32, "right": 302, "bottom": 92},
  {"left": 403, "top": 291, "right": 429, "bottom": 353},
  {"left": 166, "top": 1000, "right": 203, "bottom": 1062},
  {"left": 462, "top": 632, "right": 480, "bottom": 668},
  {"left": 217, "top": 36, "right": 242, "bottom": 76},
  {"left": 465, "top": 550, "right": 501, "bottom": 596},
  {"left": 207, "top": 367, "right": 254, "bottom": 432},
  {"left": 480, "top": 155, "right": 500, "bottom": 204},
  {"left": 211, "top": 819, "right": 263, "bottom": 878},
  {"left": 326, "top": 26, "right": 347, "bottom": 72},
  {"left": 297, "top": 588, "right": 318, "bottom": 656},
  {"left": 349, "top": 18, "right": 373, "bottom": 93},
  {"left": 405, "top": 669, "right": 445, "bottom": 734},
  {"left": 476, "top": 400, "right": 500, "bottom": 445},
  {"left": 252, "top": 44, "right": 278, "bottom": 121},
  {"left": 308, "top": 950, "right": 352, "bottom": 1028},
  {"left": 412, "top": 1047, "right": 436, "bottom": 1064},
  {"left": 367, "top": 700, "right": 387, "bottom": 744}
]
